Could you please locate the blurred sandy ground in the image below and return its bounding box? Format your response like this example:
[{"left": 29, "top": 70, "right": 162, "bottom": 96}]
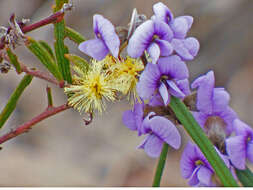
[{"left": 0, "top": 0, "right": 253, "bottom": 187}]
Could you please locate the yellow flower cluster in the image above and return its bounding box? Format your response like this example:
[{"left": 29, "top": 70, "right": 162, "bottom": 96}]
[{"left": 64, "top": 55, "right": 144, "bottom": 114}]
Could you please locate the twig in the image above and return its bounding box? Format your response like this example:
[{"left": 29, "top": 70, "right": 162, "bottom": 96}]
[
  {"left": 0, "top": 103, "right": 71, "bottom": 145},
  {"left": 21, "top": 64, "right": 65, "bottom": 88},
  {"left": 0, "top": 10, "right": 65, "bottom": 50}
]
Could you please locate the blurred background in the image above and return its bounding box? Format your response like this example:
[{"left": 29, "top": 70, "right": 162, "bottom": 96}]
[{"left": 0, "top": 0, "right": 253, "bottom": 187}]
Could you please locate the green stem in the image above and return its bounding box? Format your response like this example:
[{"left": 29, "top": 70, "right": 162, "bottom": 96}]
[
  {"left": 170, "top": 96, "right": 238, "bottom": 187},
  {"left": 236, "top": 167, "right": 253, "bottom": 187},
  {"left": 46, "top": 86, "right": 53, "bottom": 107},
  {"left": 0, "top": 75, "right": 33, "bottom": 129},
  {"left": 152, "top": 143, "right": 169, "bottom": 187}
]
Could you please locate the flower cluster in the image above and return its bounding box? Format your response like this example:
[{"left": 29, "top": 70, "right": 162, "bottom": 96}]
[
  {"left": 64, "top": 1, "right": 253, "bottom": 187},
  {"left": 123, "top": 2, "right": 198, "bottom": 158}
]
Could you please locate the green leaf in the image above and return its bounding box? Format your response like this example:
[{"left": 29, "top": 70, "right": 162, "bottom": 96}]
[
  {"left": 6, "top": 48, "right": 22, "bottom": 73},
  {"left": 152, "top": 143, "right": 169, "bottom": 187},
  {"left": 169, "top": 96, "right": 238, "bottom": 187},
  {"left": 26, "top": 37, "right": 63, "bottom": 80},
  {"left": 38, "top": 40, "right": 56, "bottom": 61},
  {"left": 65, "top": 27, "right": 86, "bottom": 44},
  {"left": 54, "top": 20, "right": 72, "bottom": 83},
  {"left": 0, "top": 74, "right": 33, "bottom": 129},
  {"left": 236, "top": 167, "right": 253, "bottom": 187},
  {"left": 64, "top": 54, "right": 90, "bottom": 74}
]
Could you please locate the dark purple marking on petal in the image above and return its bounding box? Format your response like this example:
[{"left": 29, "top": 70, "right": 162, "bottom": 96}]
[
  {"left": 127, "top": 20, "right": 155, "bottom": 58},
  {"left": 157, "top": 55, "right": 189, "bottom": 80}
]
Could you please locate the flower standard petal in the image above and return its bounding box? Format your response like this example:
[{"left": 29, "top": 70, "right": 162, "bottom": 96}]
[
  {"left": 152, "top": 2, "right": 173, "bottom": 24},
  {"left": 226, "top": 135, "right": 247, "bottom": 170},
  {"left": 157, "top": 55, "right": 189, "bottom": 80},
  {"left": 93, "top": 14, "right": 120, "bottom": 58},
  {"left": 78, "top": 38, "right": 109, "bottom": 61},
  {"left": 158, "top": 83, "right": 170, "bottom": 105},
  {"left": 180, "top": 142, "right": 197, "bottom": 179},
  {"left": 137, "top": 63, "right": 161, "bottom": 100},
  {"left": 149, "top": 116, "right": 181, "bottom": 149},
  {"left": 143, "top": 134, "right": 164, "bottom": 158},
  {"left": 147, "top": 42, "right": 160, "bottom": 64},
  {"left": 127, "top": 20, "right": 155, "bottom": 58},
  {"left": 191, "top": 71, "right": 215, "bottom": 114},
  {"left": 153, "top": 19, "right": 174, "bottom": 41},
  {"left": 212, "top": 88, "right": 230, "bottom": 113}
]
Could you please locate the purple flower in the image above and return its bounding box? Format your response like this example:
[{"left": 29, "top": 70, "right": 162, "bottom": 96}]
[
  {"left": 127, "top": 19, "right": 173, "bottom": 64},
  {"left": 78, "top": 14, "right": 120, "bottom": 60},
  {"left": 180, "top": 142, "right": 215, "bottom": 186},
  {"left": 152, "top": 2, "right": 193, "bottom": 39},
  {"left": 137, "top": 55, "right": 189, "bottom": 105},
  {"left": 137, "top": 113, "right": 181, "bottom": 158},
  {"left": 152, "top": 2, "right": 199, "bottom": 61},
  {"left": 191, "top": 71, "right": 237, "bottom": 135},
  {"left": 226, "top": 119, "right": 253, "bottom": 170}
]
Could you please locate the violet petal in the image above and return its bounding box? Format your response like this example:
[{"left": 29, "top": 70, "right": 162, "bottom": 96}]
[
  {"left": 158, "top": 55, "right": 189, "bottom": 80},
  {"left": 158, "top": 83, "right": 170, "bottom": 105},
  {"left": 78, "top": 38, "right": 109, "bottom": 60},
  {"left": 197, "top": 166, "right": 213, "bottom": 186},
  {"left": 127, "top": 20, "right": 155, "bottom": 58},
  {"left": 143, "top": 134, "right": 164, "bottom": 158},
  {"left": 155, "top": 39, "right": 173, "bottom": 56},
  {"left": 122, "top": 110, "right": 137, "bottom": 131},
  {"left": 226, "top": 135, "right": 247, "bottom": 170},
  {"left": 167, "top": 80, "right": 185, "bottom": 98},
  {"left": 147, "top": 42, "right": 160, "bottom": 64},
  {"left": 149, "top": 116, "right": 181, "bottom": 149},
  {"left": 152, "top": 2, "right": 173, "bottom": 24}
]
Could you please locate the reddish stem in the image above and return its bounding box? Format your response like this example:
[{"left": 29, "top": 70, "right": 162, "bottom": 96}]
[
  {"left": 21, "top": 11, "right": 64, "bottom": 33},
  {"left": 21, "top": 65, "right": 65, "bottom": 88},
  {"left": 0, "top": 104, "right": 71, "bottom": 145}
]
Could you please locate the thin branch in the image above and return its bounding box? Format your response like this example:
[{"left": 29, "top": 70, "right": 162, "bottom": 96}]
[
  {"left": 20, "top": 64, "right": 65, "bottom": 88},
  {"left": 0, "top": 103, "right": 71, "bottom": 145}
]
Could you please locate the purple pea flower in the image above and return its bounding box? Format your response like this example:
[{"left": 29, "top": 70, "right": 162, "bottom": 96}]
[
  {"left": 137, "top": 112, "right": 181, "bottom": 158},
  {"left": 181, "top": 142, "right": 232, "bottom": 186},
  {"left": 152, "top": 2, "right": 193, "bottom": 39},
  {"left": 137, "top": 55, "right": 189, "bottom": 105},
  {"left": 127, "top": 18, "right": 173, "bottom": 64},
  {"left": 78, "top": 14, "right": 120, "bottom": 60},
  {"left": 180, "top": 142, "right": 215, "bottom": 186},
  {"left": 122, "top": 102, "right": 181, "bottom": 158},
  {"left": 152, "top": 2, "right": 200, "bottom": 61},
  {"left": 226, "top": 119, "right": 253, "bottom": 170},
  {"left": 191, "top": 71, "right": 237, "bottom": 135}
]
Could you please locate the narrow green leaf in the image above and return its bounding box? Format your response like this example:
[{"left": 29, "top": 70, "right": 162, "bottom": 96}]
[
  {"left": 152, "top": 143, "right": 169, "bottom": 187},
  {"left": 170, "top": 96, "right": 238, "bottom": 187},
  {"left": 0, "top": 74, "right": 33, "bottom": 129},
  {"left": 26, "top": 37, "right": 63, "bottom": 80},
  {"left": 46, "top": 86, "right": 53, "bottom": 107},
  {"left": 65, "top": 26, "right": 86, "bottom": 44},
  {"left": 64, "top": 54, "right": 89, "bottom": 74},
  {"left": 54, "top": 0, "right": 68, "bottom": 11},
  {"left": 6, "top": 48, "right": 22, "bottom": 73},
  {"left": 54, "top": 20, "right": 72, "bottom": 84},
  {"left": 38, "top": 40, "right": 56, "bottom": 61},
  {"left": 236, "top": 167, "right": 253, "bottom": 187}
]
